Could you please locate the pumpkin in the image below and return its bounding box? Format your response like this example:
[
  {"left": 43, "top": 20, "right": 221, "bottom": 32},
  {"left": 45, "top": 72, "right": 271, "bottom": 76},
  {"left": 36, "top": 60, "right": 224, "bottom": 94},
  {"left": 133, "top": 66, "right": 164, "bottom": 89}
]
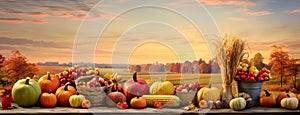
[
  {"left": 198, "top": 100, "right": 208, "bottom": 108},
  {"left": 130, "top": 96, "right": 147, "bottom": 109},
  {"left": 149, "top": 77, "right": 174, "bottom": 95},
  {"left": 277, "top": 88, "right": 296, "bottom": 105},
  {"left": 123, "top": 72, "right": 149, "bottom": 101},
  {"left": 38, "top": 72, "right": 60, "bottom": 93},
  {"left": 197, "top": 83, "right": 219, "bottom": 102},
  {"left": 55, "top": 82, "right": 76, "bottom": 106},
  {"left": 12, "top": 77, "right": 41, "bottom": 107},
  {"left": 236, "top": 92, "right": 252, "bottom": 108},
  {"left": 40, "top": 91, "right": 57, "bottom": 107},
  {"left": 281, "top": 94, "right": 298, "bottom": 110},
  {"left": 82, "top": 100, "right": 91, "bottom": 109},
  {"left": 69, "top": 92, "right": 86, "bottom": 108},
  {"left": 229, "top": 97, "right": 246, "bottom": 111},
  {"left": 107, "top": 91, "right": 126, "bottom": 106},
  {"left": 297, "top": 93, "right": 300, "bottom": 106},
  {"left": 260, "top": 90, "right": 276, "bottom": 107}
]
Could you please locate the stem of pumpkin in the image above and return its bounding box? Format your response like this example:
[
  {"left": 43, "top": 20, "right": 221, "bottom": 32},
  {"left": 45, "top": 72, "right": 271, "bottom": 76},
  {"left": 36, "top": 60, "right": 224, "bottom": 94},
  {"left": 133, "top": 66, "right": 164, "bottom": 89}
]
[
  {"left": 264, "top": 90, "right": 270, "bottom": 96},
  {"left": 64, "top": 82, "right": 70, "bottom": 91},
  {"left": 25, "top": 77, "right": 30, "bottom": 85},
  {"left": 47, "top": 72, "right": 51, "bottom": 80},
  {"left": 133, "top": 72, "right": 137, "bottom": 82},
  {"left": 49, "top": 90, "right": 52, "bottom": 94},
  {"left": 287, "top": 94, "right": 290, "bottom": 98}
]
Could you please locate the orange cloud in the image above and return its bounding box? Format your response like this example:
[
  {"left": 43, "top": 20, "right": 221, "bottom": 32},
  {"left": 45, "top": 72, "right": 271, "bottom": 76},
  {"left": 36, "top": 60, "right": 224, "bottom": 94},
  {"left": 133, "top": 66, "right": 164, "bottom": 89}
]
[
  {"left": 0, "top": 18, "right": 47, "bottom": 24},
  {"left": 0, "top": 10, "right": 49, "bottom": 17},
  {"left": 246, "top": 11, "right": 273, "bottom": 16},
  {"left": 228, "top": 17, "right": 247, "bottom": 21},
  {"left": 236, "top": 8, "right": 249, "bottom": 12},
  {"left": 290, "top": 8, "right": 300, "bottom": 13},
  {"left": 197, "top": 0, "right": 255, "bottom": 7}
]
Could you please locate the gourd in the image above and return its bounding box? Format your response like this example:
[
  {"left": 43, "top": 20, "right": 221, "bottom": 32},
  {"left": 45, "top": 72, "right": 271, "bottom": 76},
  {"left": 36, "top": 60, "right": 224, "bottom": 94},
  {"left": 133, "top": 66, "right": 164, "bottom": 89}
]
[
  {"left": 197, "top": 83, "right": 219, "bottom": 102},
  {"left": 142, "top": 95, "right": 181, "bottom": 107},
  {"left": 130, "top": 96, "right": 147, "bottom": 109},
  {"left": 107, "top": 91, "right": 126, "bottom": 106},
  {"left": 277, "top": 88, "right": 296, "bottom": 105},
  {"left": 149, "top": 77, "right": 174, "bottom": 95},
  {"left": 236, "top": 92, "right": 252, "bottom": 108},
  {"left": 260, "top": 90, "right": 276, "bottom": 107},
  {"left": 82, "top": 100, "right": 91, "bottom": 109},
  {"left": 229, "top": 97, "right": 246, "bottom": 111},
  {"left": 281, "top": 94, "right": 298, "bottom": 110},
  {"left": 55, "top": 82, "right": 76, "bottom": 106},
  {"left": 38, "top": 72, "right": 60, "bottom": 93},
  {"left": 12, "top": 77, "right": 42, "bottom": 107},
  {"left": 69, "top": 93, "right": 86, "bottom": 108},
  {"left": 40, "top": 91, "right": 57, "bottom": 107},
  {"left": 123, "top": 72, "right": 149, "bottom": 100}
]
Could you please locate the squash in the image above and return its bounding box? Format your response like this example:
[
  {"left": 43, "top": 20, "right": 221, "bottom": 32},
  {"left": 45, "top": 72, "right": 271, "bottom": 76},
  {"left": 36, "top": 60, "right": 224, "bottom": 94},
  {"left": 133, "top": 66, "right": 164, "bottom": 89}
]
[
  {"left": 277, "top": 88, "right": 296, "bottom": 106},
  {"left": 69, "top": 92, "right": 86, "bottom": 108},
  {"left": 149, "top": 77, "right": 174, "bottom": 95},
  {"left": 130, "top": 96, "right": 147, "bottom": 109},
  {"left": 229, "top": 97, "right": 246, "bottom": 111},
  {"left": 297, "top": 93, "right": 300, "bottom": 106},
  {"left": 260, "top": 90, "right": 276, "bottom": 107},
  {"left": 55, "top": 82, "right": 76, "bottom": 106},
  {"left": 236, "top": 92, "right": 252, "bottom": 108},
  {"left": 12, "top": 77, "right": 41, "bottom": 107},
  {"left": 281, "top": 94, "right": 298, "bottom": 110},
  {"left": 197, "top": 83, "right": 219, "bottom": 102},
  {"left": 107, "top": 91, "right": 126, "bottom": 106},
  {"left": 123, "top": 72, "right": 149, "bottom": 101},
  {"left": 82, "top": 100, "right": 91, "bottom": 109},
  {"left": 40, "top": 91, "right": 57, "bottom": 107},
  {"left": 198, "top": 100, "right": 208, "bottom": 108},
  {"left": 38, "top": 72, "right": 60, "bottom": 93}
]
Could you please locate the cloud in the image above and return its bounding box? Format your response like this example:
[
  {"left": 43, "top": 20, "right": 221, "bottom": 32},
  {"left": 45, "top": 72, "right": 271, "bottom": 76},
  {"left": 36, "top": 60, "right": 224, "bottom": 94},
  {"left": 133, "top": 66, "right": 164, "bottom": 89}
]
[
  {"left": 0, "top": 10, "right": 49, "bottom": 17},
  {"left": 196, "top": 0, "right": 255, "bottom": 7},
  {"left": 290, "top": 8, "right": 300, "bottom": 13},
  {"left": 228, "top": 17, "right": 247, "bottom": 21},
  {"left": 0, "top": 18, "right": 47, "bottom": 24},
  {"left": 0, "top": 37, "right": 70, "bottom": 48},
  {"left": 246, "top": 11, "right": 273, "bottom": 16}
]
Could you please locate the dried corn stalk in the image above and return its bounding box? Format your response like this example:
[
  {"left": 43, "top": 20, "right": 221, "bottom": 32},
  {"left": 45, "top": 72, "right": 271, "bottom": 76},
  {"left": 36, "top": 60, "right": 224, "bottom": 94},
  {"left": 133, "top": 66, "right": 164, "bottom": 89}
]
[{"left": 214, "top": 34, "right": 247, "bottom": 108}]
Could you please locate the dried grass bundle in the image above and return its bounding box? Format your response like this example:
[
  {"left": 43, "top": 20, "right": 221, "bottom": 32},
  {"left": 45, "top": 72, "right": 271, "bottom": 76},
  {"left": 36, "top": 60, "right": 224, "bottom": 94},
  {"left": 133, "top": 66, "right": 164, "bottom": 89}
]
[{"left": 214, "top": 34, "right": 247, "bottom": 107}]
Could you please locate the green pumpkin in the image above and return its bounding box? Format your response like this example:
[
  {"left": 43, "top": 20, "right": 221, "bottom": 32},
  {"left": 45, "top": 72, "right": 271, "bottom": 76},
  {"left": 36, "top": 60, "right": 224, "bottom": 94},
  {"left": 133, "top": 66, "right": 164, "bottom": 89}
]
[
  {"left": 229, "top": 97, "right": 246, "bottom": 111},
  {"left": 12, "top": 77, "right": 41, "bottom": 107},
  {"left": 149, "top": 77, "right": 174, "bottom": 95},
  {"left": 69, "top": 93, "right": 86, "bottom": 108}
]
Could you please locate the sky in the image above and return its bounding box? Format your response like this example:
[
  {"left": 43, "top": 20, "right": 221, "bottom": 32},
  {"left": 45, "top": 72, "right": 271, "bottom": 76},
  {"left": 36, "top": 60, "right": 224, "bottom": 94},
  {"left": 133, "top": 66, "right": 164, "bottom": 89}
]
[{"left": 0, "top": 0, "right": 299, "bottom": 64}]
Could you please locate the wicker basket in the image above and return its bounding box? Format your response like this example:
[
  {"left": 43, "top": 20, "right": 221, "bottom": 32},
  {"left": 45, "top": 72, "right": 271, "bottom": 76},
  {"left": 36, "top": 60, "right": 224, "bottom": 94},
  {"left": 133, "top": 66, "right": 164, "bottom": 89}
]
[
  {"left": 175, "top": 91, "right": 197, "bottom": 106},
  {"left": 76, "top": 75, "right": 106, "bottom": 107}
]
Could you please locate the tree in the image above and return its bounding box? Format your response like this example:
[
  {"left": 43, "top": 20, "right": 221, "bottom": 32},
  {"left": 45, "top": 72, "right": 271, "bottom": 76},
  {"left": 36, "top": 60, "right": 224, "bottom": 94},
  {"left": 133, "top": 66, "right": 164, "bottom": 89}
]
[
  {"left": 269, "top": 45, "right": 292, "bottom": 87},
  {"left": 1, "top": 50, "right": 39, "bottom": 86}
]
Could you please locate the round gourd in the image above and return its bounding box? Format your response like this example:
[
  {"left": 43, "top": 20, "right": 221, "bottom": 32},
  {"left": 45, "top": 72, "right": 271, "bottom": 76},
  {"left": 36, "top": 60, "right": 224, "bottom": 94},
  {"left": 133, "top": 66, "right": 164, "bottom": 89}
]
[
  {"left": 130, "top": 96, "right": 147, "bottom": 109},
  {"left": 229, "top": 97, "right": 246, "bottom": 111},
  {"left": 149, "top": 77, "right": 174, "bottom": 95},
  {"left": 197, "top": 83, "right": 219, "bottom": 102},
  {"left": 69, "top": 93, "right": 86, "bottom": 108},
  {"left": 123, "top": 72, "right": 149, "bottom": 101},
  {"left": 40, "top": 91, "right": 57, "bottom": 107},
  {"left": 82, "top": 100, "right": 91, "bottom": 109},
  {"left": 260, "top": 90, "right": 276, "bottom": 107},
  {"left": 277, "top": 88, "right": 296, "bottom": 105},
  {"left": 281, "top": 94, "right": 298, "bottom": 110},
  {"left": 12, "top": 77, "right": 41, "bottom": 107},
  {"left": 38, "top": 72, "right": 60, "bottom": 93},
  {"left": 55, "top": 82, "right": 76, "bottom": 106},
  {"left": 107, "top": 91, "right": 126, "bottom": 106},
  {"left": 236, "top": 92, "right": 252, "bottom": 108}
]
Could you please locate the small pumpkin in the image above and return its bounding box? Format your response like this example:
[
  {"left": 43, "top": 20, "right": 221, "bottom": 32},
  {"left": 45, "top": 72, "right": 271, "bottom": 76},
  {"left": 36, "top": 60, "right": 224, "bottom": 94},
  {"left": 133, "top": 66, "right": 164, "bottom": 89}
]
[
  {"left": 40, "top": 91, "right": 57, "bottom": 107},
  {"left": 296, "top": 93, "right": 300, "bottom": 106},
  {"left": 260, "top": 90, "right": 276, "bottom": 107},
  {"left": 130, "top": 96, "right": 147, "bottom": 109},
  {"left": 149, "top": 77, "right": 174, "bottom": 95},
  {"left": 107, "top": 91, "right": 126, "bottom": 106},
  {"left": 236, "top": 92, "right": 252, "bottom": 108},
  {"left": 281, "top": 94, "right": 298, "bottom": 110},
  {"left": 82, "top": 100, "right": 91, "bottom": 109},
  {"left": 12, "top": 77, "right": 41, "bottom": 107},
  {"left": 197, "top": 83, "right": 219, "bottom": 102},
  {"left": 229, "top": 97, "right": 246, "bottom": 111},
  {"left": 55, "top": 82, "right": 76, "bottom": 106},
  {"left": 38, "top": 72, "right": 60, "bottom": 93},
  {"left": 198, "top": 100, "right": 208, "bottom": 108},
  {"left": 69, "top": 92, "right": 86, "bottom": 108},
  {"left": 277, "top": 88, "right": 296, "bottom": 106}
]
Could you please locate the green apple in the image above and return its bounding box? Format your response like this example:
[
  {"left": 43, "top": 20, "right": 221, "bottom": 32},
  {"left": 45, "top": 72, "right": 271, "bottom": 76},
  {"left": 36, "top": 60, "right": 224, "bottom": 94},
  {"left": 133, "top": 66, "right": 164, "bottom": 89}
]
[
  {"left": 242, "top": 67, "right": 248, "bottom": 72},
  {"left": 237, "top": 65, "right": 243, "bottom": 71},
  {"left": 249, "top": 66, "right": 259, "bottom": 75}
]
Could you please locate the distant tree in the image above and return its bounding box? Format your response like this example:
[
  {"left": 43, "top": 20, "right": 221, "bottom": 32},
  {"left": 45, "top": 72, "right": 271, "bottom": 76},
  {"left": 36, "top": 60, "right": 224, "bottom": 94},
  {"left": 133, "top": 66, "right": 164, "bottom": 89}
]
[
  {"left": 133, "top": 65, "right": 141, "bottom": 72},
  {"left": 1, "top": 50, "right": 39, "bottom": 86},
  {"left": 172, "top": 63, "right": 181, "bottom": 73}
]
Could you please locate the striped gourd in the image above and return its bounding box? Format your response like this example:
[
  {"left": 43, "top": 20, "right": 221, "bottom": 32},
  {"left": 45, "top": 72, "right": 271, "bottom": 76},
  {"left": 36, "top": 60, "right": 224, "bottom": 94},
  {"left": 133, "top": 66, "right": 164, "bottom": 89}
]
[{"left": 141, "top": 95, "right": 181, "bottom": 107}]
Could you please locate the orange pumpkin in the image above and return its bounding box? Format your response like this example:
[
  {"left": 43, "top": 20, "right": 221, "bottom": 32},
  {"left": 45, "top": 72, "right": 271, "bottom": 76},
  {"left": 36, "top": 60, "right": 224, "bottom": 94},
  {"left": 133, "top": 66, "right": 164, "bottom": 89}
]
[
  {"left": 296, "top": 94, "right": 300, "bottom": 106},
  {"left": 130, "top": 96, "right": 147, "bottom": 109},
  {"left": 55, "top": 82, "right": 76, "bottom": 106},
  {"left": 198, "top": 100, "right": 208, "bottom": 108},
  {"left": 38, "top": 72, "right": 60, "bottom": 93},
  {"left": 40, "top": 91, "right": 57, "bottom": 107},
  {"left": 82, "top": 100, "right": 91, "bottom": 109},
  {"left": 260, "top": 90, "right": 276, "bottom": 107},
  {"left": 277, "top": 88, "right": 296, "bottom": 106}
]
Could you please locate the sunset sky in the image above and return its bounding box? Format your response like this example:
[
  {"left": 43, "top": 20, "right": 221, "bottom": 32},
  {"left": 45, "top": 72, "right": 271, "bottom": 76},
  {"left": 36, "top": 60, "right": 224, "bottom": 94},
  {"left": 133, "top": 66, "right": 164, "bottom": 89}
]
[{"left": 0, "top": 0, "right": 299, "bottom": 64}]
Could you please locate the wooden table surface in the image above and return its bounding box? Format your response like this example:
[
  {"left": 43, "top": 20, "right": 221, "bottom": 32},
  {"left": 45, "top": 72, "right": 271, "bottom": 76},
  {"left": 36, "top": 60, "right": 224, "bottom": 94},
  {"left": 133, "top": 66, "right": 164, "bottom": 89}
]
[{"left": 1, "top": 106, "right": 300, "bottom": 115}]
